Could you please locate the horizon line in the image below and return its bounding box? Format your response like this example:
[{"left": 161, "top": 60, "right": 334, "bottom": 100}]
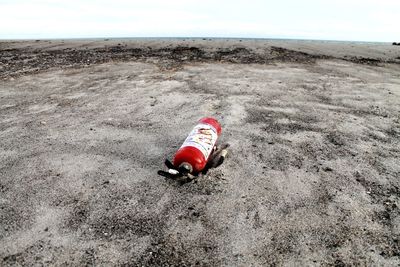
[{"left": 0, "top": 36, "right": 393, "bottom": 44}]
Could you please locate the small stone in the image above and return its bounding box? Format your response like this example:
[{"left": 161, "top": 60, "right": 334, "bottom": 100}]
[{"left": 323, "top": 166, "right": 333, "bottom": 172}]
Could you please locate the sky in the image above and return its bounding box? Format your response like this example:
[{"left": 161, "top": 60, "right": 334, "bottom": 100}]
[{"left": 0, "top": 0, "right": 399, "bottom": 42}]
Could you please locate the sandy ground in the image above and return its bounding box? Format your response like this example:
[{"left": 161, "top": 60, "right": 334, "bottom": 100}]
[{"left": 1, "top": 40, "right": 400, "bottom": 266}]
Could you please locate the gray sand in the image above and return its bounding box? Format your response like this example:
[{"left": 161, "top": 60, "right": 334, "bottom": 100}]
[{"left": 1, "top": 39, "right": 400, "bottom": 266}]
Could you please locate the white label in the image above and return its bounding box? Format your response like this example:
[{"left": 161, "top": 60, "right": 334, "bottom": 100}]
[{"left": 180, "top": 123, "right": 218, "bottom": 160}]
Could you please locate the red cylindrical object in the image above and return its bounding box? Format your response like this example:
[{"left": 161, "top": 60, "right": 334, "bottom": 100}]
[{"left": 173, "top": 117, "right": 222, "bottom": 173}]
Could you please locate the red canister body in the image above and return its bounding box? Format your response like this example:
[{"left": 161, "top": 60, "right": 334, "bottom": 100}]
[{"left": 173, "top": 117, "right": 222, "bottom": 173}]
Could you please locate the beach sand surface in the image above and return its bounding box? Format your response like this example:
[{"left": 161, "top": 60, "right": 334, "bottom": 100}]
[{"left": 1, "top": 39, "right": 400, "bottom": 266}]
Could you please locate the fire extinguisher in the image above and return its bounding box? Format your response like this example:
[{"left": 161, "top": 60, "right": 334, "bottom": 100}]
[{"left": 158, "top": 117, "right": 228, "bottom": 180}]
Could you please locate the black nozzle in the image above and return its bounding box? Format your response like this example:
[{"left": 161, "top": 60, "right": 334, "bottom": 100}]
[{"left": 178, "top": 162, "right": 193, "bottom": 175}]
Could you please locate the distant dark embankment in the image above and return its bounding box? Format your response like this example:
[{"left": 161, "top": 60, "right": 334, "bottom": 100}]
[{"left": 1, "top": 43, "right": 399, "bottom": 79}]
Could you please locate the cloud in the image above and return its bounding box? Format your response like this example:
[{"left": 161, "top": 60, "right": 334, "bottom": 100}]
[{"left": 0, "top": 0, "right": 399, "bottom": 41}]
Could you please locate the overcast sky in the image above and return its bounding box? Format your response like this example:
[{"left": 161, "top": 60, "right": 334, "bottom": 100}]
[{"left": 1, "top": 0, "right": 399, "bottom": 42}]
